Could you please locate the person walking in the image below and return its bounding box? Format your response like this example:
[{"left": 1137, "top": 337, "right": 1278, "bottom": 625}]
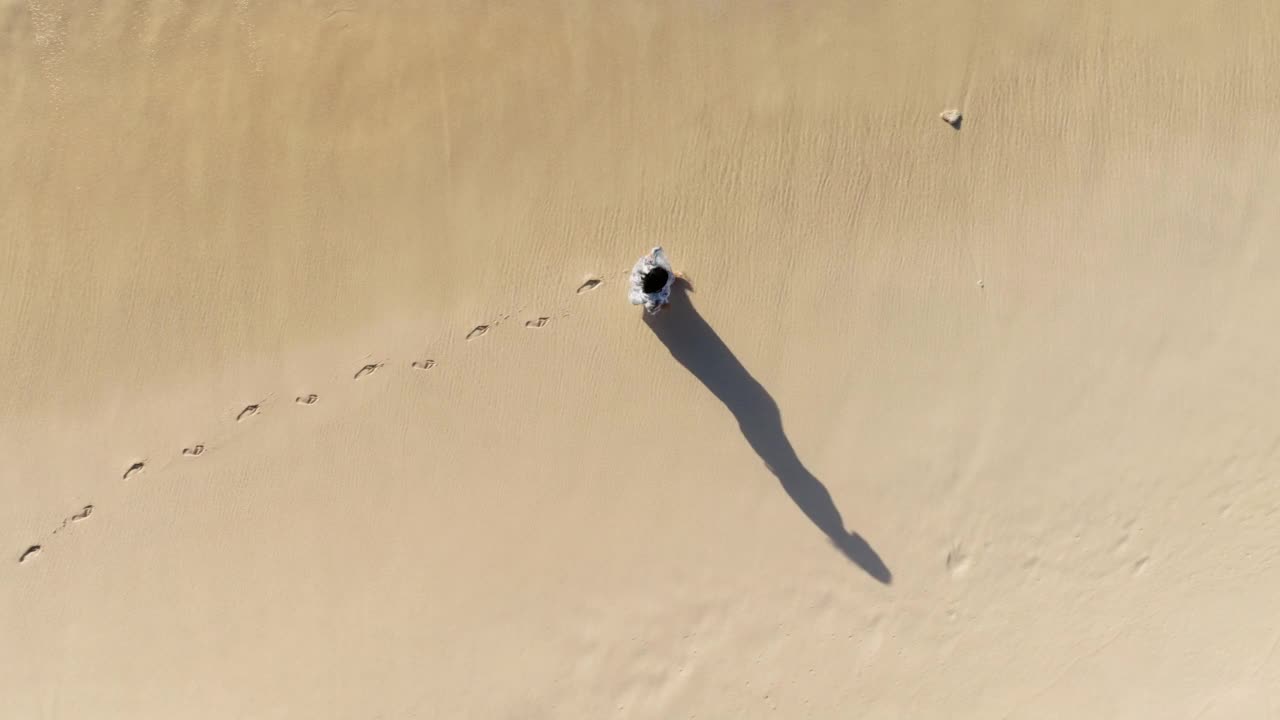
[{"left": 628, "top": 246, "right": 677, "bottom": 315}]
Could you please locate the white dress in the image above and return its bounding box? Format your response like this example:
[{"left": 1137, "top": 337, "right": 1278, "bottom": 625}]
[{"left": 628, "top": 246, "right": 675, "bottom": 314}]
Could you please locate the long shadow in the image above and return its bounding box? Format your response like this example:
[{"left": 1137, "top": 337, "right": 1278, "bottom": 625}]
[{"left": 644, "top": 282, "right": 891, "bottom": 584}]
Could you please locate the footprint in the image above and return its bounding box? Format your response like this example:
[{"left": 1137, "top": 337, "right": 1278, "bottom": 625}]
[
  {"left": 123, "top": 461, "right": 145, "bottom": 480},
  {"left": 354, "top": 363, "right": 382, "bottom": 380},
  {"left": 1132, "top": 556, "right": 1150, "bottom": 576},
  {"left": 525, "top": 317, "right": 550, "bottom": 328},
  {"left": 411, "top": 360, "right": 436, "bottom": 370},
  {"left": 945, "top": 543, "right": 972, "bottom": 578},
  {"left": 182, "top": 445, "right": 205, "bottom": 456},
  {"left": 576, "top": 278, "right": 602, "bottom": 294},
  {"left": 466, "top": 325, "right": 489, "bottom": 341},
  {"left": 52, "top": 503, "right": 95, "bottom": 535},
  {"left": 18, "top": 545, "right": 41, "bottom": 564},
  {"left": 295, "top": 394, "right": 319, "bottom": 405},
  {"left": 237, "top": 404, "right": 260, "bottom": 422}
]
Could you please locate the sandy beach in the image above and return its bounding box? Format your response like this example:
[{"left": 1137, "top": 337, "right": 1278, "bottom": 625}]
[{"left": 4, "top": 1, "right": 1280, "bottom": 717}]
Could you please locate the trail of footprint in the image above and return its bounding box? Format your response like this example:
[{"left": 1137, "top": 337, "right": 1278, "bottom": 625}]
[
  {"left": 455, "top": 272, "right": 617, "bottom": 343},
  {"left": 21, "top": 263, "right": 625, "bottom": 568}
]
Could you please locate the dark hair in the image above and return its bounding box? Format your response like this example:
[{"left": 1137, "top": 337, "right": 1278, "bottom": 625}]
[{"left": 641, "top": 267, "right": 670, "bottom": 294}]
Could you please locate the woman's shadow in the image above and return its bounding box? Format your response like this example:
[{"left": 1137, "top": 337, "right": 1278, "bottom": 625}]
[{"left": 644, "top": 281, "right": 891, "bottom": 584}]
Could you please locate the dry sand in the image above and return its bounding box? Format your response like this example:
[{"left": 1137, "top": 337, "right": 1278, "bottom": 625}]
[{"left": 4, "top": 1, "right": 1280, "bottom": 717}]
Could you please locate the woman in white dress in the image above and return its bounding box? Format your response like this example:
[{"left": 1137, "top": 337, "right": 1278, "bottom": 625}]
[{"left": 628, "top": 246, "right": 677, "bottom": 315}]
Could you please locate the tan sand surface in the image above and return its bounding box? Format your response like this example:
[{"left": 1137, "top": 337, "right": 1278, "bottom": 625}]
[{"left": 4, "top": 1, "right": 1280, "bottom": 717}]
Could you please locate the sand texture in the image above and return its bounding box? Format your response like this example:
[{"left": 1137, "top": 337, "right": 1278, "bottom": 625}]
[{"left": 4, "top": 1, "right": 1280, "bottom": 717}]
